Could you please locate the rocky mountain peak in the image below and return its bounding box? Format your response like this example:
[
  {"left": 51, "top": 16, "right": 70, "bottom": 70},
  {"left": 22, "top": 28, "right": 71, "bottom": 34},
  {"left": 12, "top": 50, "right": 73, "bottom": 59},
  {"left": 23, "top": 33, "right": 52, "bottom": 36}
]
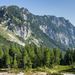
[{"left": 0, "top": 5, "right": 75, "bottom": 49}]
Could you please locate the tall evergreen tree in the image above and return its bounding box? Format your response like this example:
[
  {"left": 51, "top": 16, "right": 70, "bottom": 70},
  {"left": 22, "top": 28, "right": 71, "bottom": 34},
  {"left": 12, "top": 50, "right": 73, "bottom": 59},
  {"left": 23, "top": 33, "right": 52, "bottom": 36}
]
[
  {"left": 4, "top": 47, "right": 11, "bottom": 68},
  {"left": 22, "top": 48, "right": 28, "bottom": 69},
  {"left": 64, "top": 49, "right": 73, "bottom": 65},
  {"left": 0, "top": 47, "right": 3, "bottom": 67},
  {"left": 53, "top": 48, "right": 60, "bottom": 65},
  {"left": 44, "top": 48, "right": 50, "bottom": 67},
  {"left": 13, "top": 54, "right": 17, "bottom": 68},
  {"left": 50, "top": 49, "right": 55, "bottom": 66}
]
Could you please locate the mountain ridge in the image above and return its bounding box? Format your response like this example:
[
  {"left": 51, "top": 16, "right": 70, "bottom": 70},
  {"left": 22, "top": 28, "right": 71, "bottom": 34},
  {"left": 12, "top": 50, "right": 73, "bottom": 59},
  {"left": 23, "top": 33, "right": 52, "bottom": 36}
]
[{"left": 0, "top": 5, "right": 75, "bottom": 49}]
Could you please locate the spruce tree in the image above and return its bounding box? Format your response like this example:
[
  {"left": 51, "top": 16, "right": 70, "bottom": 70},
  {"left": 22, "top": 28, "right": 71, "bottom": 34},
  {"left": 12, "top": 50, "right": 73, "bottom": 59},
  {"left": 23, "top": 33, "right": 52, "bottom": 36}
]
[
  {"left": 13, "top": 54, "right": 17, "bottom": 68},
  {"left": 23, "top": 48, "right": 28, "bottom": 69},
  {"left": 44, "top": 48, "right": 50, "bottom": 67},
  {"left": 4, "top": 47, "right": 11, "bottom": 68},
  {"left": 0, "top": 47, "right": 3, "bottom": 59}
]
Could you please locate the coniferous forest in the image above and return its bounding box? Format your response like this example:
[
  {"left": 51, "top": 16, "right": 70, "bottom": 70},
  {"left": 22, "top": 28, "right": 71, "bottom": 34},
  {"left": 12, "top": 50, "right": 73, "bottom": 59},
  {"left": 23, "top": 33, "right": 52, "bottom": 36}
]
[{"left": 0, "top": 43, "right": 75, "bottom": 69}]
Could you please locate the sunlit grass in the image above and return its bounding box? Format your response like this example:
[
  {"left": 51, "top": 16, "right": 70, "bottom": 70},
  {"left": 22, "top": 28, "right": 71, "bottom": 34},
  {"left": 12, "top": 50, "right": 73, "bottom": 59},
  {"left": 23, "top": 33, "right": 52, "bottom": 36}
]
[{"left": 32, "top": 65, "right": 72, "bottom": 74}]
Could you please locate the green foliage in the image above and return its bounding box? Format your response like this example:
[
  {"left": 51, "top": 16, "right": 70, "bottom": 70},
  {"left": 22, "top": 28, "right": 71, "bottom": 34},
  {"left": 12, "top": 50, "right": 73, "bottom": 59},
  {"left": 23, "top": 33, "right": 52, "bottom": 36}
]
[
  {"left": 64, "top": 49, "right": 73, "bottom": 65},
  {"left": 4, "top": 46, "right": 11, "bottom": 68},
  {"left": 53, "top": 48, "right": 61, "bottom": 65},
  {"left": 50, "top": 49, "right": 55, "bottom": 65},
  {"left": 0, "top": 47, "right": 3, "bottom": 59},
  {"left": 44, "top": 48, "right": 50, "bottom": 67},
  {"left": 22, "top": 48, "right": 28, "bottom": 68},
  {"left": 13, "top": 54, "right": 17, "bottom": 68},
  {"left": 7, "top": 6, "right": 22, "bottom": 19},
  {"left": 0, "top": 43, "right": 75, "bottom": 69}
]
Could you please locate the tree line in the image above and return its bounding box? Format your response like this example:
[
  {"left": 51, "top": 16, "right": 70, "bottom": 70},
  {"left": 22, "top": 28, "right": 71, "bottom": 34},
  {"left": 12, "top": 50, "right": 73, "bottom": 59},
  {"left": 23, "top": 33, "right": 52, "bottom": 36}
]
[{"left": 0, "top": 43, "right": 75, "bottom": 69}]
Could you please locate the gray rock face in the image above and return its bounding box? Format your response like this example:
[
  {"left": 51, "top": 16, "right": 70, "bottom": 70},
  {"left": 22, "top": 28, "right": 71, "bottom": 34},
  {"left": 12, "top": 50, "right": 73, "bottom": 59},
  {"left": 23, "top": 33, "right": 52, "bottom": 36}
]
[{"left": 0, "top": 5, "right": 75, "bottom": 49}]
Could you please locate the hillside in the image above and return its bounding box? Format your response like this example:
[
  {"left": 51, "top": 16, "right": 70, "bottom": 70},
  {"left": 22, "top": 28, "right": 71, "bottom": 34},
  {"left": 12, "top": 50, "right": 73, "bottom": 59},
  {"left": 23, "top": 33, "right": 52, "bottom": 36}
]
[{"left": 0, "top": 5, "right": 75, "bottom": 49}]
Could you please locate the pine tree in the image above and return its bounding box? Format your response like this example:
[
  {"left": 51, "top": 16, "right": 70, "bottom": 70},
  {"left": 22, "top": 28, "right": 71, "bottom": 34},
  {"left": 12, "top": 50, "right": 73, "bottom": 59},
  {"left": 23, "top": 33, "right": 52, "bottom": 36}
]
[
  {"left": 0, "top": 47, "right": 3, "bottom": 67},
  {"left": 50, "top": 49, "right": 55, "bottom": 66},
  {"left": 73, "top": 49, "right": 75, "bottom": 63},
  {"left": 64, "top": 49, "right": 73, "bottom": 65},
  {"left": 22, "top": 48, "right": 28, "bottom": 69},
  {"left": 13, "top": 54, "right": 17, "bottom": 68},
  {"left": 44, "top": 48, "right": 50, "bottom": 67},
  {"left": 0, "top": 47, "right": 3, "bottom": 59},
  {"left": 53, "top": 48, "right": 60, "bottom": 65},
  {"left": 60, "top": 52, "right": 64, "bottom": 65},
  {"left": 26, "top": 44, "right": 35, "bottom": 66},
  {"left": 4, "top": 47, "right": 11, "bottom": 68},
  {"left": 27, "top": 57, "right": 32, "bottom": 68}
]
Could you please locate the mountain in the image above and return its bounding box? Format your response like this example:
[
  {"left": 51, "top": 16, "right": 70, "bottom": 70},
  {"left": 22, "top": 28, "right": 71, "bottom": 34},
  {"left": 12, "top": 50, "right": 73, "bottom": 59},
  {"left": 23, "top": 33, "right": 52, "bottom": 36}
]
[{"left": 0, "top": 5, "right": 75, "bottom": 49}]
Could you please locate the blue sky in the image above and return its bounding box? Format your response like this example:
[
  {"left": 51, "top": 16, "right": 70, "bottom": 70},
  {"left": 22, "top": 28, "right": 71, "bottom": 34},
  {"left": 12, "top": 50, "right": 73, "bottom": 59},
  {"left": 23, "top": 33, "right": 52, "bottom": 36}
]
[{"left": 0, "top": 0, "right": 75, "bottom": 25}]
